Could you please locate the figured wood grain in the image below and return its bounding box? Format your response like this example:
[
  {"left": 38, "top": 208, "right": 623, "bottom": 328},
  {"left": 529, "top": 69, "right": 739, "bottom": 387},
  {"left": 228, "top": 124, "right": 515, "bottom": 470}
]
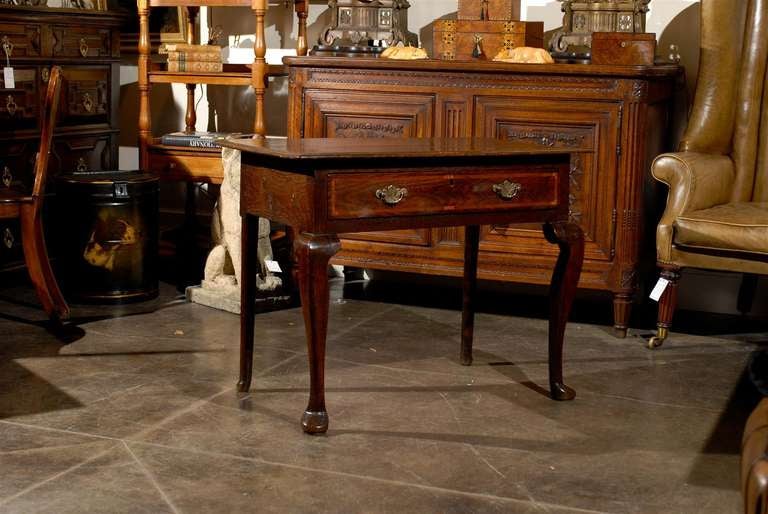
[{"left": 327, "top": 169, "right": 559, "bottom": 219}]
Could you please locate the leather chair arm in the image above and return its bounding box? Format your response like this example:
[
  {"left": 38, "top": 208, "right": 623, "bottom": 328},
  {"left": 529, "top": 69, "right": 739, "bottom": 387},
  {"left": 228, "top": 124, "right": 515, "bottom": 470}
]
[{"left": 652, "top": 152, "right": 734, "bottom": 263}]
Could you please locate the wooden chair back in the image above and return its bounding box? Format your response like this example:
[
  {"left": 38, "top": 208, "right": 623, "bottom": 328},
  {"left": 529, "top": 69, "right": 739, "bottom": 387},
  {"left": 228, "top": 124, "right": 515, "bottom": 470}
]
[{"left": 31, "top": 65, "right": 62, "bottom": 200}]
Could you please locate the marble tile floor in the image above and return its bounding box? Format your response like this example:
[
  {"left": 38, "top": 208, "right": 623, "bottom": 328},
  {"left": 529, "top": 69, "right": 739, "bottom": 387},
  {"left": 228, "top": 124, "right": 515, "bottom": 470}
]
[{"left": 0, "top": 278, "right": 766, "bottom": 514}]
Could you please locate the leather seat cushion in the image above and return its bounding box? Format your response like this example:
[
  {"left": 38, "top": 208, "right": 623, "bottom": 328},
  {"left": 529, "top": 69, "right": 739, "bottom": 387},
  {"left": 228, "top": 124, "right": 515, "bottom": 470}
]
[{"left": 674, "top": 202, "right": 768, "bottom": 256}]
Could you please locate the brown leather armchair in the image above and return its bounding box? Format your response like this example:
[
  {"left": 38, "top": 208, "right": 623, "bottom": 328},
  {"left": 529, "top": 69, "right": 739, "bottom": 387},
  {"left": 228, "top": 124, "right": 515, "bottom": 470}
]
[{"left": 649, "top": 0, "right": 768, "bottom": 348}]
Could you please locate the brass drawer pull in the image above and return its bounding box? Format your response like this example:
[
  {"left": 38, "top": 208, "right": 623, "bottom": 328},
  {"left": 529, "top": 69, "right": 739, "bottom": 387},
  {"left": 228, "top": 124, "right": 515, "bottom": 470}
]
[
  {"left": 6, "top": 95, "right": 17, "bottom": 116},
  {"left": 82, "top": 92, "right": 94, "bottom": 113},
  {"left": 79, "top": 38, "right": 88, "bottom": 58},
  {"left": 492, "top": 180, "right": 522, "bottom": 200},
  {"left": 375, "top": 184, "right": 408, "bottom": 205},
  {"left": 41, "top": 67, "right": 50, "bottom": 84},
  {"left": 76, "top": 157, "right": 88, "bottom": 172},
  {"left": 1, "top": 36, "right": 12, "bottom": 60},
  {"left": 2, "top": 165, "right": 11, "bottom": 187},
  {"left": 3, "top": 227, "right": 13, "bottom": 249}
]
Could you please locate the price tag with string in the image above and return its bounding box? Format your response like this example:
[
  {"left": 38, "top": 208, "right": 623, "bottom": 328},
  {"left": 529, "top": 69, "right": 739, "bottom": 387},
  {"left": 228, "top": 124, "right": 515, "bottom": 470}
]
[{"left": 2, "top": 38, "right": 14, "bottom": 89}]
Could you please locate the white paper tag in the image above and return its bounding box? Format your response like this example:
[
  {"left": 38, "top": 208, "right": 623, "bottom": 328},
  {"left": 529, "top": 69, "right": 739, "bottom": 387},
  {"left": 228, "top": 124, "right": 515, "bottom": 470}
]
[
  {"left": 265, "top": 259, "right": 282, "bottom": 273},
  {"left": 649, "top": 277, "right": 669, "bottom": 302},
  {"left": 3, "top": 67, "right": 14, "bottom": 89}
]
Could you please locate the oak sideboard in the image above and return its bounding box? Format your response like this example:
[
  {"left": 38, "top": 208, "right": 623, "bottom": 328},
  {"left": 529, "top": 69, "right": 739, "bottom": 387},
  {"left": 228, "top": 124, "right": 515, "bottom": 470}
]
[{"left": 284, "top": 56, "right": 680, "bottom": 336}]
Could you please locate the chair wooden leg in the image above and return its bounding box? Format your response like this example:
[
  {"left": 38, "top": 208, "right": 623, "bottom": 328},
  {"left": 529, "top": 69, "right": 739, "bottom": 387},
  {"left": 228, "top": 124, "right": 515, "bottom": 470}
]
[
  {"left": 648, "top": 266, "right": 680, "bottom": 349},
  {"left": 20, "top": 204, "right": 69, "bottom": 321}
]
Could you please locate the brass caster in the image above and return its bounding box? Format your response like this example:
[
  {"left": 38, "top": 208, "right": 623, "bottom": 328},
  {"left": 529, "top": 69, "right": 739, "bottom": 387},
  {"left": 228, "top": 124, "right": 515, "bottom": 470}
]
[
  {"left": 647, "top": 327, "right": 668, "bottom": 350},
  {"left": 647, "top": 336, "right": 665, "bottom": 349}
]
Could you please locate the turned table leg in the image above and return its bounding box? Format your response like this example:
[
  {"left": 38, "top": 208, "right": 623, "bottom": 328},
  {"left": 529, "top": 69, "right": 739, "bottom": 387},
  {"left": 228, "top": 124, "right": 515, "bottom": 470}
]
[
  {"left": 544, "top": 221, "right": 584, "bottom": 401},
  {"left": 294, "top": 233, "right": 340, "bottom": 434},
  {"left": 238, "top": 213, "right": 261, "bottom": 393},
  {"left": 460, "top": 225, "right": 480, "bottom": 366}
]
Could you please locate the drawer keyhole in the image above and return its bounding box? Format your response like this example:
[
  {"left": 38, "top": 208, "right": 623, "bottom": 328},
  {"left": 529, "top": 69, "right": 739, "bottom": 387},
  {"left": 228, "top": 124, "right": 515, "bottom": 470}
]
[
  {"left": 3, "top": 227, "right": 13, "bottom": 249},
  {"left": 1, "top": 166, "right": 11, "bottom": 188}
]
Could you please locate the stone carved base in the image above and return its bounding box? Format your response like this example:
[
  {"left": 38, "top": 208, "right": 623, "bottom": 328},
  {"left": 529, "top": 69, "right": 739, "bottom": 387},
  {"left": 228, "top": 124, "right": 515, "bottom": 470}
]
[
  {"left": 188, "top": 146, "right": 284, "bottom": 313},
  {"left": 185, "top": 285, "right": 291, "bottom": 315}
]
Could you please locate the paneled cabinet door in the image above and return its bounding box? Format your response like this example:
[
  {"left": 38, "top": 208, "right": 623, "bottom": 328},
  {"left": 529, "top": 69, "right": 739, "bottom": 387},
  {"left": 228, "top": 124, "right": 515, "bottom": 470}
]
[
  {"left": 57, "top": 66, "right": 110, "bottom": 127},
  {"left": 302, "top": 89, "right": 436, "bottom": 247},
  {"left": 473, "top": 96, "right": 621, "bottom": 270}
]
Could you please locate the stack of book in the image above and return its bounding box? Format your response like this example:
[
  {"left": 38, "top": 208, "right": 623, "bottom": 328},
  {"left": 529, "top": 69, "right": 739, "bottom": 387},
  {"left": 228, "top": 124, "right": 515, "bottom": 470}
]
[{"left": 159, "top": 44, "right": 223, "bottom": 73}]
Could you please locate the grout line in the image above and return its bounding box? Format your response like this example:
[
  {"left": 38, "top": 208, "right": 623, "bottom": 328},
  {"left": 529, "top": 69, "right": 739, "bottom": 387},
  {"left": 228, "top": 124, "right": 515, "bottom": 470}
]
[
  {"left": 122, "top": 441, "right": 181, "bottom": 514},
  {"left": 126, "top": 440, "right": 611, "bottom": 514},
  {"left": 0, "top": 441, "right": 120, "bottom": 508},
  {"left": 0, "top": 419, "right": 608, "bottom": 513}
]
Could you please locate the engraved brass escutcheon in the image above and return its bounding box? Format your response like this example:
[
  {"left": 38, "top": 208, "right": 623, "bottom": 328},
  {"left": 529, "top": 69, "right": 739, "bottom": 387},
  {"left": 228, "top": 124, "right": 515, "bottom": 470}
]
[
  {"left": 1, "top": 36, "right": 13, "bottom": 59},
  {"left": 3, "top": 227, "right": 13, "bottom": 249},
  {"left": 76, "top": 157, "right": 87, "bottom": 172},
  {"left": 492, "top": 180, "right": 522, "bottom": 200},
  {"left": 6, "top": 95, "right": 17, "bottom": 116},
  {"left": 79, "top": 38, "right": 88, "bottom": 58},
  {"left": 2, "top": 165, "right": 11, "bottom": 187},
  {"left": 82, "top": 92, "right": 94, "bottom": 113},
  {"left": 375, "top": 185, "right": 408, "bottom": 206},
  {"left": 41, "top": 67, "right": 50, "bottom": 83}
]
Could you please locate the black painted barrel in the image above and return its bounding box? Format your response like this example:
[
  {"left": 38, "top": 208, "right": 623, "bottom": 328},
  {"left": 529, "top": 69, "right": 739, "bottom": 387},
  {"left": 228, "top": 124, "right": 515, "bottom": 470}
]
[{"left": 56, "top": 172, "right": 159, "bottom": 303}]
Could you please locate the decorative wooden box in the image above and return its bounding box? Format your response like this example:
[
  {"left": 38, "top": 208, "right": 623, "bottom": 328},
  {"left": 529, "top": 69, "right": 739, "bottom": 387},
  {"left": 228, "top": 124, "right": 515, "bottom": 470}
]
[
  {"left": 591, "top": 32, "right": 656, "bottom": 65},
  {"left": 457, "top": 0, "right": 520, "bottom": 21},
  {"left": 433, "top": 20, "right": 543, "bottom": 60}
]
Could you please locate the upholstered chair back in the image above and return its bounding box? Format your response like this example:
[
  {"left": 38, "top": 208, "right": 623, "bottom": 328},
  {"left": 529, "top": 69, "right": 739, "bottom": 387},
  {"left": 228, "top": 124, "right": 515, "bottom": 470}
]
[{"left": 680, "top": 0, "right": 768, "bottom": 203}]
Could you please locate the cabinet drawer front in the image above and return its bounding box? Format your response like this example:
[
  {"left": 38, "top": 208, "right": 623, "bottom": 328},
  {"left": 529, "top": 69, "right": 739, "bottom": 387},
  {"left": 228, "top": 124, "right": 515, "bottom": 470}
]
[
  {"left": 59, "top": 66, "right": 110, "bottom": 126},
  {"left": 0, "top": 140, "right": 36, "bottom": 191},
  {"left": 52, "top": 26, "right": 111, "bottom": 58},
  {"left": 0, "top": 67, "right": 39, "bottom": 129},
  {"left": 0, "top": 220, "right": 23, "bottom": 266},
  {"left": 0, "top": 23, "right": 42, "bottom": 58},
  {"left": 328, "top": 168, "right": 560, "bottom": 220},
  {"left": 53, "top": 134, "right": 111, "bottom": 176}
]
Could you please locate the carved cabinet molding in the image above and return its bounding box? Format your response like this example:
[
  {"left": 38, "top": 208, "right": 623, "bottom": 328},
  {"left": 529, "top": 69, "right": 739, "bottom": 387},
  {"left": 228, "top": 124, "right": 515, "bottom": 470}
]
[{"left": 285, "top": 57, "right": 679, "bottom": 335}]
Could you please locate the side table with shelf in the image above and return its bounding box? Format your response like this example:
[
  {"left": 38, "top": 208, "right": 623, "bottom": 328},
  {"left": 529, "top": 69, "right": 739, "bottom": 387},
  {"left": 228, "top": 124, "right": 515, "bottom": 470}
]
[{"left": 137, "top": 0, "right": 309, "bottom": 184}]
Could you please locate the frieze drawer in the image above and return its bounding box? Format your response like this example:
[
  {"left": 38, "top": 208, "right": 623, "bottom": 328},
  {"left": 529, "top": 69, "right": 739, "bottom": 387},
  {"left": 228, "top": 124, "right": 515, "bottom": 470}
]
[
  {"left": 0, "top": 220, "right": 23, "bottom": 266},
  {"left": 0, "top": 139, "right": 36, "bottom": 191},
  {"left": 59, "top": 66, "right": 109, "bottom": 126},
  {"left": 53, "top": 134, "right": 111, "bottom": 175},
  {"left": 498, "top": 124, "right": 594, "bottom": 151},
  {"left": 52, "top": 26, "right": 111, "bottom": 58},
  {"left": 327, "top": 167, "right": 561, "bottom": 220},
  {"left": 0, "top": 22, "right": 41, "bottom": 58},
  {"left": 0, "top": 67, "right": 39, "bottom": 130}
]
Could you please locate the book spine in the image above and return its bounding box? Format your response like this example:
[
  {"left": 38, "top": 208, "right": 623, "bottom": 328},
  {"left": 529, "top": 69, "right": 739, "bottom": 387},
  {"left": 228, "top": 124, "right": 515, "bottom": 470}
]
[
  {"left": 167, "top": 61, "right": 223, "bottom": 73},
  {"left": 160, "top": 136, "right": 220, "bottom": 148},
  {"left": 166, "top": 51, "right": 222, "bottom": 63},
  {"left": 159, "top": 44, "right": 221, "bottom": 55}
]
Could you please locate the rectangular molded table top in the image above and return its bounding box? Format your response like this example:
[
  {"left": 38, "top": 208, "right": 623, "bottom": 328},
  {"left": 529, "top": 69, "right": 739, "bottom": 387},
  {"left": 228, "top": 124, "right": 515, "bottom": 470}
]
[{"left": 221, "top": 136, "right": 570, "bottom": 163}]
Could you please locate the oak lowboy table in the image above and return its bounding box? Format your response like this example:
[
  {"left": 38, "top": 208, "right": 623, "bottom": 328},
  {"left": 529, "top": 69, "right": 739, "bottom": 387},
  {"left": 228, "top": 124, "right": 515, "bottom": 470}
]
[{"left": 223, "top": 137, "right": 585, "bottom": 434}]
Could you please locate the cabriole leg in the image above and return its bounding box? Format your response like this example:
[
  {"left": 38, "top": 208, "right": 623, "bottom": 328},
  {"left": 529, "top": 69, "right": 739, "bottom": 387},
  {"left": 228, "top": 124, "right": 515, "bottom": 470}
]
[{"left": 544, "top": 221, "right": 584, "bottom": 401}]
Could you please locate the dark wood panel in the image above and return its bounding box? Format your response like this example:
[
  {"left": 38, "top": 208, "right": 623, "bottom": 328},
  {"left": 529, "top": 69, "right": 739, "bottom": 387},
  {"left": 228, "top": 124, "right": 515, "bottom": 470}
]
[{"left": 327, "top": 168, "right": 560, "bottom": 219}]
